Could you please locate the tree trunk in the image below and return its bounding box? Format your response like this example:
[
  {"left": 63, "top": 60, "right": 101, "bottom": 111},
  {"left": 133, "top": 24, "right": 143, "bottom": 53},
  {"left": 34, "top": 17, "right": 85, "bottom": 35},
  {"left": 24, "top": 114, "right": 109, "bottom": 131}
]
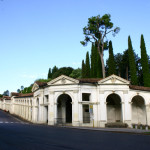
[
  {"left": 97, "top": 46, "right": 105, "bottom": 78},
  {"left": 100, "top": 53, "right": 105, "bottom": 78}
]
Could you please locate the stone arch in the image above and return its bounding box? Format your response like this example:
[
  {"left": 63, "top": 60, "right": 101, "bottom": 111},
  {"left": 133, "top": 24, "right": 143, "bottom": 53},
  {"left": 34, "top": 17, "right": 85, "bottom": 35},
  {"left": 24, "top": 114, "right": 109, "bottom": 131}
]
[
  {"left": 130, "top": 93, "right": 147, "bottom": 104},
  {"left": 55, "top": 92, "right": 74, "bottom": 104},
  {"left": 106, "top": 93, "right": 122, "bottom": 123},
  {"left": 104, "top": 92, "right": 123, "bottom": 103},
  {"left": 131, "top": 95, "right": 146, "bottom": 124},
  {"left": 56, "top": 94, "right": 72, "bottom": 124}
]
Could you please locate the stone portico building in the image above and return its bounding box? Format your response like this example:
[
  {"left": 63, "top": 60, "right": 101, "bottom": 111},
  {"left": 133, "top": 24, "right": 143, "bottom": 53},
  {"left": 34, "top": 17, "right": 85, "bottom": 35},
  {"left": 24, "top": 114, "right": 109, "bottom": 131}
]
[{"left": 0, "top": 74, "right": 150, "bottom": 127}]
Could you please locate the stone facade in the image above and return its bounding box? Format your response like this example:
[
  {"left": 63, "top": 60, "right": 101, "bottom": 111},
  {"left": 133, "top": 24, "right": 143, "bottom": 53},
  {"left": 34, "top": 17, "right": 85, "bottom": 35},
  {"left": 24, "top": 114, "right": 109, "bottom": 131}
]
[{"left": 1, "top": 74, "right": 150, "bottom": 127}]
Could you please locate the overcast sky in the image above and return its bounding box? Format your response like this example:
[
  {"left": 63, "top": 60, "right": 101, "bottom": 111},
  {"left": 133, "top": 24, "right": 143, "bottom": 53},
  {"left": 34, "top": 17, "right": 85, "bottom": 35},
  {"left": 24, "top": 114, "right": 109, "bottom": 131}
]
[{"left": 0, "top": 0, "right": 150, "bottom": 94}]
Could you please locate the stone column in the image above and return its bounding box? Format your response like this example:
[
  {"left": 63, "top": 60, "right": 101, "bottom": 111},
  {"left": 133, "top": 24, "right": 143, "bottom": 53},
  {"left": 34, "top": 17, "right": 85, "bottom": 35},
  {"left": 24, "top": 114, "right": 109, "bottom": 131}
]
[
  {"left": 32, "top": 97, "right": 37, "bottom": 123},
  {"left": 146, "top": 104, "right": 150, "bottom": 126},
  {"left": 26, "top": 100, "right": 28, "bottom": 120},
  {"left": 121, "top": 101, "right": 125, "bottom": 122},
  {"left": 28, "top": 100, "right": 31, "bottom": 121},
  {"left": 72, "top": 90, "right": 79, "bottom": 126},
  {"left": 123, "top": 92, "right": 132, "bottom": 127},
  {"left": 99, "top": 92, "right": 107, "bottom": 127},
  {"left": 48, "top": 91, "right": 55, "bottom": 125},
  {"left": 23, "top": 99, "right": 26, "bottom": 119},
  {"left": 21, "top": 101, "right": 23, "bottom": 118}
]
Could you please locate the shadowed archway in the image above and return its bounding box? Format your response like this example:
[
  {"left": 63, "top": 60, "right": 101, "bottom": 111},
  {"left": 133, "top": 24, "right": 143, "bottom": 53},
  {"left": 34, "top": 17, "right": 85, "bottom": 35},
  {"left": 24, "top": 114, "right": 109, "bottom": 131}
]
[
  {"left": 106, "top": 94, "right": 122, "bottom": 123},
  {"left": 131, "top": 95, "right": 146, "bottom": 124},
  {"left": 57, "top": 94, "right": 72, "bottom": 124}
]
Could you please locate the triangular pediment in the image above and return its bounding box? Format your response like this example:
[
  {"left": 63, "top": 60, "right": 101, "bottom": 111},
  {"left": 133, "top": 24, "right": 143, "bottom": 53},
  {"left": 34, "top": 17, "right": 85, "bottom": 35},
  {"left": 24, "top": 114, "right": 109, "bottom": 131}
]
[
  {"left": 47, "top": 75, "right": 79, "bottom": 85},
  {"left": 98, "top": 74, "right": 130, "bottom": 85},
  {"left": 32, "top": 83, "right": 39, "bottom": 92}
]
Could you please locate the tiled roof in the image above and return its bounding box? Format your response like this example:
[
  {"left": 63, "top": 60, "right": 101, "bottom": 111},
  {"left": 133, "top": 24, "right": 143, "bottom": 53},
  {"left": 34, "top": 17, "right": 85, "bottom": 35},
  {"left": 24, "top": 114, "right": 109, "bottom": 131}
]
[
  {"left": 78, "top": 78, "right": 102, "bottom": 84},
  {"left": 129, "top": 85, "right": 150, "bottom": 91},
  {"left": 11, "top": 92, "right": 21, "bottom": 97},
  {"left": 2, "top": 96, "right": 11, "bottom": 100},
  {"left": 15, "top": 93, "right": 33, "bottom": 98},
  {"left": 35, "top": 81, "right": 47, "bottom": 87}
]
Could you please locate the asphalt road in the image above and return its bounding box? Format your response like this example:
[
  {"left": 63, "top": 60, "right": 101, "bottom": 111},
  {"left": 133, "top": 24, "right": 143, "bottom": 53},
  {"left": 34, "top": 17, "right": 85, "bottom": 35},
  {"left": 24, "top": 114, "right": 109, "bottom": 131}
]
[{"left": 0, "top": 110, "right": 150, "bottom": 150}]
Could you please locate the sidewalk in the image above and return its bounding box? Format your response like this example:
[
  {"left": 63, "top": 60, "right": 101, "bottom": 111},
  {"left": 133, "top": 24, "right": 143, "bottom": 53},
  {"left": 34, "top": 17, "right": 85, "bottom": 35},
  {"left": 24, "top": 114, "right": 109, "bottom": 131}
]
[{"left": 62, "top": 126, "right": 150, "bottom": 135}]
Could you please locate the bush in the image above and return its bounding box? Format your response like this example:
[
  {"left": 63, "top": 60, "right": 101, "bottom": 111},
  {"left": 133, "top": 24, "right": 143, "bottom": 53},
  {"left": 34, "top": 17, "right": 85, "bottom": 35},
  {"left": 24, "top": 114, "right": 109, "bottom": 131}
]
[{"left": 105, "top": 122, "right": 128, "bottom": 128}]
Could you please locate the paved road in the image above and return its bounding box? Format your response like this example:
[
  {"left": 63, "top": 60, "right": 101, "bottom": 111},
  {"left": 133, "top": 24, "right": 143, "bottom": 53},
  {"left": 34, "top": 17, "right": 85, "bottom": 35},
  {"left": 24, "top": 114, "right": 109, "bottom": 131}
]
[{"left": 0, "top": 110, "right": 150, "bottom": 150}]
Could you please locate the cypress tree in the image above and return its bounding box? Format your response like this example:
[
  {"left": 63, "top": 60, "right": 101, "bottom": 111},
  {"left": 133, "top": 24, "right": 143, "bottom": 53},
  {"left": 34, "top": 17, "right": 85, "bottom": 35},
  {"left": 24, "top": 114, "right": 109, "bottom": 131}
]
[
  {"left": 85, "top": 52, "right": 90, "bottom": 78},
  {"left": 90, "top": 43, "right": 94, "bottom": 77},
  {"left": 108, "top": 41, "right": 116, "bottom": 75},
  {"left": 52, "top": 66, "right": 58, "bottom": 76},
  {"left": 128, "top": 36, "right": 138, "bottom": 85},
  {"left": 48, "top": 68, "right": 52, "bottom": 79},
  {"left": 82, "top": 60, "right": 86, "bottom": 78},
  {"left": 97, "top": 51, "right": 102, "bottom": 78},
  {"left": 140, "top": 34, "right": 150, "bottom": 87},
  {"left": 91, "top": 43, "right": 98, "bottom": 78}
]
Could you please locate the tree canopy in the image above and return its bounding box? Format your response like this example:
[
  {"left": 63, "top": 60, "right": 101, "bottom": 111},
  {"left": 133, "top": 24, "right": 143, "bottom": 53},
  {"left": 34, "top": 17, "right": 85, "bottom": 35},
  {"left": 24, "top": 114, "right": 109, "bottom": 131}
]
[{"left": 81, "top": 14, "right": 120, "bottom": 78}]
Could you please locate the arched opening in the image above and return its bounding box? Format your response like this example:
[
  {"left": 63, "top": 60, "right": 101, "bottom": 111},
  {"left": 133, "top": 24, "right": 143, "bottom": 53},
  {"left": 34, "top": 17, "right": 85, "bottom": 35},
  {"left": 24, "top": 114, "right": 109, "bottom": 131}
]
[
  {"left": 106, "top": 94, "right": 122, "bottom": 123},
  {"left": 57, "top": 94, "right": 72, "bottom": 124},
  {"left": 131, "top": 95, "right": 146, "bottom": 124}
]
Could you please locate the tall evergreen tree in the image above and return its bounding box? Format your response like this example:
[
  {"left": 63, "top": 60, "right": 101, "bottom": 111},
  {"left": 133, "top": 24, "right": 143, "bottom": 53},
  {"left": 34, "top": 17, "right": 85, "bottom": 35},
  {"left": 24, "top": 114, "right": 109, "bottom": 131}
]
[
  {"left": 48, "top": 68, "right": 52, "bottom": 79},
  {"left": 91, "top": 43, "right": 98, "bottom": 78},
  {"left": 85, "top": 52, "right": 90, "bottom": 78},
  {"left": 90, "top": 43, "right": 94, "bottom": 78},
  {"left": 121, "top": 50, "right": 129, "bottom": 80},
  {"left": 128, "top": 36, "right": 138, "bottom": 85},
  {"left": 97, "top": 51, "right": 102, "bottom": 78},
  {"left": 82, "top": 60, "right": 86, "bottom": 78},
  {"left": 108, "top": 41, "right": 116, "bottom": 75},
  {"left": 140, "top": 34, "right": 150, "bottom": 87},
  {"left": 52, "top": 66, "right": 58, "bottom": 77}
]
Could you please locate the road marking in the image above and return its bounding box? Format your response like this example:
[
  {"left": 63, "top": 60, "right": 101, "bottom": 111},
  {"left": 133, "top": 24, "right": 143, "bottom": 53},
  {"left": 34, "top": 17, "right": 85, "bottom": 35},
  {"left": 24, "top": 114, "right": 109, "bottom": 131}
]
[{"left": 0, "top": 121, "right": 28, "bottom": 124}]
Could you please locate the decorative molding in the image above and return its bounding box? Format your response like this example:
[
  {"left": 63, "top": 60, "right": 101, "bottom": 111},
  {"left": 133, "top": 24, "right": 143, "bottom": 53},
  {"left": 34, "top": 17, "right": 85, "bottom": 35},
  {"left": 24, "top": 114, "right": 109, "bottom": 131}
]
[
  {"left": 73, "top": 90, "right": 79, "bottom": 93},
  {"left": 98, "top": 74, "right": 130, "bottom": 85},
  {"left": 123, "top": 90, "right": 128, "bottom": 94},
  {"left": 47, "top": 75, "right": 79, "bottom": 85},
  {"left": 111, "top": 77, "right": 116, "bottom": 83},
  {"left": 99, "top": 91, "right": 104, "bottom": 94},
  {"left": 90, "top": 102, "right": 100, "bottom": 105},
  {"left": 50, "top": 91, "right": 54, "bottom": 94},
  {"left": 78, "top": 101, "right": 90, "bottom": 104},
  {"left": 61, "top": 78, "right": 66, "bottom": 84}
]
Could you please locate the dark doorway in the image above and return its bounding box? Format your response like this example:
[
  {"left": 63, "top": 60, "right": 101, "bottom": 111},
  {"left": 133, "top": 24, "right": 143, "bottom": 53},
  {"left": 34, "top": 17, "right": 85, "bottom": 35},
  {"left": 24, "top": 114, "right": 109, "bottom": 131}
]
[
  {"left": 106, "top": 94, "right": 122, "bottom": 123},
  {"left": 57, "top": 94, "right": 72, "bottom": 124},
  {"left": 66, "top": 96, "right": 72, "bottom": 123}
]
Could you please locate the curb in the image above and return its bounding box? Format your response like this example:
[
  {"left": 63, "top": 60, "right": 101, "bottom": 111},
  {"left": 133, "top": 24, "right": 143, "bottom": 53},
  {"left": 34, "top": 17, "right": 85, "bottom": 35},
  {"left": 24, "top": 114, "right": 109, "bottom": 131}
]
[{"left": 61, "top": 126, "right": 150, "bottom": 135}]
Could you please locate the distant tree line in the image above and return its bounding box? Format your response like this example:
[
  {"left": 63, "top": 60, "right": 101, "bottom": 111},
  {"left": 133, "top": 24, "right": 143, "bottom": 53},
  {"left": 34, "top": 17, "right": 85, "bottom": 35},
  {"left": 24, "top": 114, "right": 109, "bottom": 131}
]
[{"left": 47, "top": 66, "right": 81, "bottom": 79}]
